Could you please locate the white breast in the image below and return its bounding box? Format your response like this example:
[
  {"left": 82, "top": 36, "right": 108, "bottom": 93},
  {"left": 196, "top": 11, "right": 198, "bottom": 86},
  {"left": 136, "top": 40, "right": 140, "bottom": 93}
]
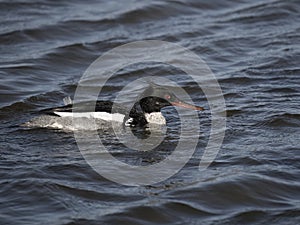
[
  {"left": 144, "top": 112, "right": 166, "bottom": 125},
  {"left": 53, "top": 111, "right": 125, "bottom": 122}
]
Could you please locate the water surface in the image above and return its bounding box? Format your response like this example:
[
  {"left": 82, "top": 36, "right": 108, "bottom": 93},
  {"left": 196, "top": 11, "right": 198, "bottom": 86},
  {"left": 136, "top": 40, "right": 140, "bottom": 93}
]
[{"left": 0, "top": 0, "right": 299, "bottom": 224}]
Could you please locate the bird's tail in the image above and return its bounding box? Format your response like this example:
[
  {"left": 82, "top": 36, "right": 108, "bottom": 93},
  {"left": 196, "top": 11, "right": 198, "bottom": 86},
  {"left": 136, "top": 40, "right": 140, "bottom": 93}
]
[{"left": 63, "top": 96, "right": 73, "bottom": 105}]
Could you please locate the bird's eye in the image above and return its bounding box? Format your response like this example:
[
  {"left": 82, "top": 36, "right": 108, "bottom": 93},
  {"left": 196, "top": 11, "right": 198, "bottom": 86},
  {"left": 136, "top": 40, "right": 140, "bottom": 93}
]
[
  {"left": 164, "top": 94, "right": 171, "bottom": 100},
  {"left": 155, "top": 101, "right": 160, "bottom": 105}
]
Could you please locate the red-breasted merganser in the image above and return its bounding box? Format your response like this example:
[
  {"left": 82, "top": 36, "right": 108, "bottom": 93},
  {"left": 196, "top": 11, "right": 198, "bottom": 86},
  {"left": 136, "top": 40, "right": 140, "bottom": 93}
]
[{"left": 40, "top": 84, "right": 204, "bottom": 128}]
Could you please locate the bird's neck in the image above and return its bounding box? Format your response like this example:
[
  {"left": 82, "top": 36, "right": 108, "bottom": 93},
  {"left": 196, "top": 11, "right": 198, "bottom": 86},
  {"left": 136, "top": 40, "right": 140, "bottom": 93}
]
[
  {"left": 125, "top": 103, "right": 166, "bottom": 127},
  {"left": 144, "top": 112, "right": 166, "bottom": 125}
]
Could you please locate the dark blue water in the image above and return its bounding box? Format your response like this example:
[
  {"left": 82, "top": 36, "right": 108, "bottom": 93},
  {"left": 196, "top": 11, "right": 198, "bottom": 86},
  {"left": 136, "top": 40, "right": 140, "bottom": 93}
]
[{"left": 0, "top": 0, "right": 299, "bottom": 224}]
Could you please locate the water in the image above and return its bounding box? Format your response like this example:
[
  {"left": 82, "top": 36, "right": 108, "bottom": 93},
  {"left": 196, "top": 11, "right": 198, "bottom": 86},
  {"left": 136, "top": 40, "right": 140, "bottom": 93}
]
[{"left": 1, "top": 0, "right": 300, "bottom": 224}]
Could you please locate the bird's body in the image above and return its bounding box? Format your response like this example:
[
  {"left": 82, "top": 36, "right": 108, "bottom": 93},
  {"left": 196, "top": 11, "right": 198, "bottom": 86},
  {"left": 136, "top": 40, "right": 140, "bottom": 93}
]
[
  {"left": 42, "top": 101, "right": 166, "bottom": 127},
  {"left": 24, "top": 84, "right": 204, "bottom": 130}
]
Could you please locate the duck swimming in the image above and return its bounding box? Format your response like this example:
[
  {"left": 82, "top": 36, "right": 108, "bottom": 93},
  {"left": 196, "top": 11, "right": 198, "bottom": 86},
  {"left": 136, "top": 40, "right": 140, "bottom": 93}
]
[{"left": 25, "top": 84, "right": 204, "bottom": 130}]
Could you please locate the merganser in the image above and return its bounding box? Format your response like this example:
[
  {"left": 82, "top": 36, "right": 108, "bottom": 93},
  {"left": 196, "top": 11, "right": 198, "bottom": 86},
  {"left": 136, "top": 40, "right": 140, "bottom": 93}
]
[{"left": 40, "top": 84, "right": 204, "bottom": 128}]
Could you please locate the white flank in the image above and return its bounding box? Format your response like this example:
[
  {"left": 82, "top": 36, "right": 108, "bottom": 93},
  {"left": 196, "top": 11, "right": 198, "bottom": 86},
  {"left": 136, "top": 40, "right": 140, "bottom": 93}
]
[
  {"left": 54, "top": 111, "right": 125, "bottom": 122},
  {"left": 145, "top": 112, "right": 166, "bottom": 125}
]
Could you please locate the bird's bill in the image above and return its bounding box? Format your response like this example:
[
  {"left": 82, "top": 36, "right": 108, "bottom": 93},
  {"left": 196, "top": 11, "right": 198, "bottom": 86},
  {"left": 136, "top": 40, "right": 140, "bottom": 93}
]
[{"left": 171, "top": 100, "right": 204, "bottom": 111}]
